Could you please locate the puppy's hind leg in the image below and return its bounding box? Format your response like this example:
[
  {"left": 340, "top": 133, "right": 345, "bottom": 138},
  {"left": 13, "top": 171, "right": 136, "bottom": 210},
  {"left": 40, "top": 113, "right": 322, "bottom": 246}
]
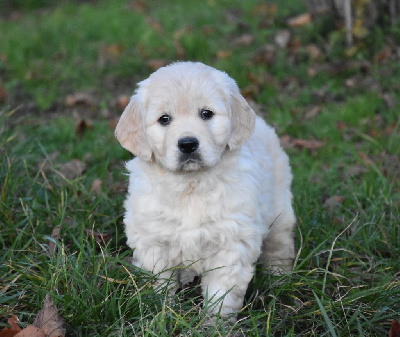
[{"left": 260, "top": 209, "right": 296, "bottom": 274}]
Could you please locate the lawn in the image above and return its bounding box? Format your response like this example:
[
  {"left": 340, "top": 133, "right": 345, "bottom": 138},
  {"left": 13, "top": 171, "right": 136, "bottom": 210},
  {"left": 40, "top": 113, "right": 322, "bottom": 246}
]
[{"left": 0, "top": 0, "right": 399, "bottom": 336}]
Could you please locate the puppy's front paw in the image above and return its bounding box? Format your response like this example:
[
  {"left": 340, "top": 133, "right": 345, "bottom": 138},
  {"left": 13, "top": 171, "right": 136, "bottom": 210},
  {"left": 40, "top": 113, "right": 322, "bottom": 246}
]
[{"left": 180, "top": 269, "right": 197, "bottom": 286}]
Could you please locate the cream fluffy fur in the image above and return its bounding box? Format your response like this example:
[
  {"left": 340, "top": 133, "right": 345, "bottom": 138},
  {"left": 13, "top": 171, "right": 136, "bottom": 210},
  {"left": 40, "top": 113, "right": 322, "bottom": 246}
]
[{"left": 115, "top": 62, "right": 295, "bottom": 320}]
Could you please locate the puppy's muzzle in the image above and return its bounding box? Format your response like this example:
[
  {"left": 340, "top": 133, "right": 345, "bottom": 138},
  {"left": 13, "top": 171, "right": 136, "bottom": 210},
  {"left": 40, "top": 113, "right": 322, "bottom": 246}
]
[{"left": 178, "top": 137, "right": 199, "bottom": 154}]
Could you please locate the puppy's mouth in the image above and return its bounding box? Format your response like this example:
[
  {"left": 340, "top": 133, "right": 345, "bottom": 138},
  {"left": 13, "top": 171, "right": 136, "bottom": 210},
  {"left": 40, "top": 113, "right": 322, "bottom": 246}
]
[{"left": 178, "top": 153, "right": 203, "bottom": 171}]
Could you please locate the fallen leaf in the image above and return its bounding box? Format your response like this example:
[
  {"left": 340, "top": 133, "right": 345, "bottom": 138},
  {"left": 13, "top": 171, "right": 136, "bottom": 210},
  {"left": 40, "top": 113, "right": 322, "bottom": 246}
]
[
  {"left": 303, "top": 105, "right": 322, "bottom": 120},
  {"left": 14, "top": 326, "right": 45, "bottom": 337},
  {"left": 358, "top": 152, "right": 375, "bottom": 167},
  {"left": 217, "top": 50, "right": 232, "bottom": 59},
  {"left": 374, "top": 46, "right": 392, "bottom": 63},
  {"left": 0, "top": 86, "right": 7, "bottom": 103},
  {"left": 0, "top": 315, "right": 21, "bottom": 337},
  {"left": 129, "top": 0, "right": 147, "bottom": 13},
  {"left": 33, "top": 294, "right": 66, "bottom": 337},
  {"left": 298, "top": 138, "right": 323, "bottom": 150},
  {"left": 58, "top": 159, "right": 86, "bottom": 180},
  {"left": 293, "top": 138, "right": 325, "bottom": 150},
  {"left": 279, "top": 134, "right": 294, "bottom": 149},
  {"left": 323, "top": 195, "right": 346, "bottom": 215},
  {"left": 306, "top": 44, "right": 322, "bottom": 60},
  {"left": 146, "top": 16, "right": 163, "bottom": 33},
  {"left": 84, "top": 228, "right": 111, "bottom": 245},
  {"left": 110, "top": 180, "right": 127, "bottom": 193},
  {"left": 146, "top": 59, "right": 168, "bottom": 71},
  {"left": 201, "top": 25, "right": 214, "bottom": 36},
  {"left": 307, "top": 67, "right": 317, "bottom": 77},
  {"left": 173, "top": 28, "right": 187, "bottom": 59},
  {"left": 287, "top": 13, "right": 312, "bottom": 27},
  {"left": 275, "top": 30, "right": 291, "bottom": 48},
  {"left": 380, "top": 93, "right": 397, "bottom": 109},
  {"left": 116, "top": 95, "right": 130, "bottom": 111},
  {"left": 240, "top": 84, "right": 259, "bottom": 101},
  {"left": 48, "top": 225, "right": 61, "bottom": 256},
  {"left": 38, "top": 151, "right": 60, "bottom": 174},
  {"left": 389, "top": 319, "right": 400, "bottom": 337},
  {"left": 65, "top": 92, "right": 97, "bottom": 108},
  {"left": 341, "top": 165, "right": 368, "bottom": 179},
  {"left": 75, "top": 119, "right": 92, "bottom": 139},
  {"left": 224, "top": 8, "right": 243, "bottom": 25},
  {"left": 232, "top": 33, "right": 254, "bottom": 47},
  {"left": 90, "top": 178, "right": 102, "bottom": 195},
  {"left": 253, "top": 44, "right": 276, "bottom": 65},
  {"left": 280, "top": 135, "right": 325, "bottom": 151},
  {"left": 345, "top": 78, "right": 356, "bottom": 87},
  {"left": 100, "top": 44, "right": 125, "bottom": 58}
]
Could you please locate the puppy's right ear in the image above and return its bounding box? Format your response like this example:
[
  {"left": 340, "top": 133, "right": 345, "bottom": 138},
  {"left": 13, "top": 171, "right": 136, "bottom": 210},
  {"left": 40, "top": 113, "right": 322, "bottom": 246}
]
[{"left": 115, "top": 95, "right": 152, "bottom": 161}]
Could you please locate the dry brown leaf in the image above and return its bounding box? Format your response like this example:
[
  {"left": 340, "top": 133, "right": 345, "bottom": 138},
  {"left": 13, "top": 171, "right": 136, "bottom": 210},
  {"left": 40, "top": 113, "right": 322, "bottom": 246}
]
[
  {"left": 224, "top": 8, "right": 243, "bottom": 24},
  {"left": 323, "top": 195, "right": 346, "bottom": 215},
  {"left": 279, "top": 134, "right": 294, "bottom": 149},
  {"left": 374, "top": 46, "right": 392, "bottom": 63},
  {"left": 380, "top": 93, "right": 397, "bottom": 109},
  {"left": 390, "top": 319, "right": 400, "bottom": 337},
  {"left": 39, "top": 151, "right": 59, "bottom": 172},
  {"left": 75, "top": 119, "right": 93, "bottom": 139},
  {"left": 287, "top": 13, "right": 312, "bottom": 27},
  {"left": 146, "top": 59, "right": 168, "bottom": 71},
  {"left": 14, "top": 326, "right": 45, "bottom": 337},
  {"left": 201, "top": 25, "right": 214, "bottom": 36},
  {"left": 217, "top": 50, "right": 232, "bottom": 59},
  {"left": 292, "top": 138, "right": 325, "bottom": 150},
  {"left": 0, "top": 315, "right": 21, "bottom": 337},
  {"left": 84, "top": 228, "right": 111, "bottom": 245},
  {"left": 101, "top": 44, "right": 125, "bottom": 58},
  {"left": 280, "top": 135, "right": 325, "bottom": 151},
  {"left": 90, "top": 178, "right": 102, "bottom": 195},
  {"left": 306, "top": 44, "right": 322, "bottom": 60},
  {"left": 358, "top": 152, "right": 375, "bottom": 167},
  {"left": 146, "top": 16, "right": 163, "bottom": 33},
  {"left": 48, "top": 225, "right": 60, "bottom": 256},
  {"left": 110, "top": 180, "right": 127, "bottom": 193},
  {"left": 232, "top": 33, "right": 254, "bottom": 47},
  {"left": 342, "top": 165, "right": 368, "bottom": 179},
  {"left": 58, "top": 159, "right": 86, "bottom": 180},
  {"left": 303, "top": 105, "right": 322, "bottom": 120},
  {"left": 33, "top": 294, "right": 66, "bottom": 337},
  {"left": 116, "top": 95, "right": 130, "bottom": 111},
  {"left": 129, "top": 0, "right": 147, "bottom": 13},
  {"left": 253, "top": 44, "right": 276, "bottom": 65},
  {"left": 0, "top": 86, "right": 7, "bottom": 103},
  {"left": 65, "top": 93, "right": 97, "bottom": 108},
  {"left": 173, "top": 28, "right": 187, "bottom": 59},
  {"left": 307, "top": 67, "right": 317, "bottom": 77}
]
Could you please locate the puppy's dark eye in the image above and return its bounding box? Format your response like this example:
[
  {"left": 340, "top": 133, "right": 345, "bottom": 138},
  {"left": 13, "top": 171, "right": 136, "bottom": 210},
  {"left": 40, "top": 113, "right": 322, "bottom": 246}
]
[
  {"left": 200, "top": 109, "right": 214, "bottom": 120},
  {"left": 158, "top": 114, "right": 171, "bottom": 126}
]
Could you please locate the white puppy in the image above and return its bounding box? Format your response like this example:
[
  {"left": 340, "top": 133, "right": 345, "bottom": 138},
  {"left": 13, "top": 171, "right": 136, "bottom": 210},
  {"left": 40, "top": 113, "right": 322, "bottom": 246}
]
[{"left": 115, "top": 62, "right": 295, "bottom": 320}]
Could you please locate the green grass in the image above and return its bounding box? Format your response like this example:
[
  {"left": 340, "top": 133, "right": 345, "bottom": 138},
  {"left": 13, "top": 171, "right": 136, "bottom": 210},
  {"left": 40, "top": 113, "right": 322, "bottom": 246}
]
[{"left": 1, "top": 0, "right": 400, "bottom": 336}]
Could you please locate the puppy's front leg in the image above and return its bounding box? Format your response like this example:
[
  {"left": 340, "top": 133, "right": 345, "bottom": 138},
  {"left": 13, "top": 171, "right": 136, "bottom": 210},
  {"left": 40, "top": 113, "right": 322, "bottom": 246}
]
[
  {"left": 135, "top": 246, "right": 179, "bottom": 293},
  {"left": 201, "top": 262, "right": 254, "bottom": 321}
]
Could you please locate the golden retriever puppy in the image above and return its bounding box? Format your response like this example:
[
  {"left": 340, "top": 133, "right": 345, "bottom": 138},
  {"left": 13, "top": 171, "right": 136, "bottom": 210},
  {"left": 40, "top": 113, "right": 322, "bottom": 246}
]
[{"left": 115, "top": 62, "right": 295, "bottom": 321}]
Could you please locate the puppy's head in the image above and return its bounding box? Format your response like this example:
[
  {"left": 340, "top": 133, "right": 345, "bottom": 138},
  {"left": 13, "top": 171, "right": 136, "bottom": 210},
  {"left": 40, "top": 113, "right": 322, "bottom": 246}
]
[{"left": 115, "top": 62, "right": 255, "bottom": 172}]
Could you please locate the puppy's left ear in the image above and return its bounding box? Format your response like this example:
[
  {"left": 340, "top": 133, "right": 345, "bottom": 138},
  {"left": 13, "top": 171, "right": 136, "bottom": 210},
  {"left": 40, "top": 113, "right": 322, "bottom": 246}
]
[{"left": 227, "top": 89, "right": 256, "bottom": 150}]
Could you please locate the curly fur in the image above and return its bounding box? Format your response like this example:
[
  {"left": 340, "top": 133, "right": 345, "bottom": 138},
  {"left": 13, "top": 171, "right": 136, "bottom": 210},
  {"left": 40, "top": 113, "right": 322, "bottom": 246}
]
[{"left": 115, "top": 62, "right": 295, "bottom": 320}]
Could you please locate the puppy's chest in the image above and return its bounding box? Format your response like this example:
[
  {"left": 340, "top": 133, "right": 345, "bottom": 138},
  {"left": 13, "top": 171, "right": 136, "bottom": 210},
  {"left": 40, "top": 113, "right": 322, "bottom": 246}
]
[{"left": 154, "top": 181, "right": 228, "bottom": 256}]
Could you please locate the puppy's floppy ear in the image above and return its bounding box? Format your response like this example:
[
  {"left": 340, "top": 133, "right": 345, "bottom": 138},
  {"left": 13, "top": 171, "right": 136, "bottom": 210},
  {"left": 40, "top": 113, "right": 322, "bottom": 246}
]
[
  {"left": 227, "top": 87, "right": 256, "bottom": 150},
  {"left": 115, "top": 93, "right": 152, "bottom": 161}
]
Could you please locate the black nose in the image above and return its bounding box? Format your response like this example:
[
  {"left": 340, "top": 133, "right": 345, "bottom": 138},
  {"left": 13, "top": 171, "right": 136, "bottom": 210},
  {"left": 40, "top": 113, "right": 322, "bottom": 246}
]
[{"left": 178, "top": 137, "right": 199, "bottom": 154}]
